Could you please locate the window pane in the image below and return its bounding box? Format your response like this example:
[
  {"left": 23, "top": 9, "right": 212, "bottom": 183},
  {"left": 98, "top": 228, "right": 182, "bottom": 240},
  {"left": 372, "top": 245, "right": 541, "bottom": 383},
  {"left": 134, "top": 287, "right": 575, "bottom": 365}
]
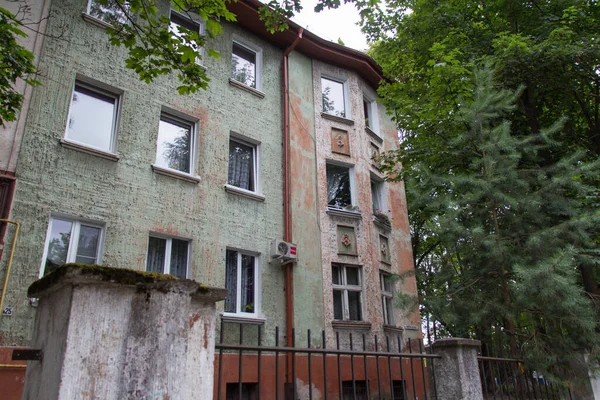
[
  {"left": 347, "top": 291, "right": 362, "bottom": 321},
  {"left": 169, "top": 13, "right": 201, "bottom": 58},
  {"left": 346, "top": 266, "right": 360, "bottom": 286},
  {"left": 45, "top": 219, "right": 73, "bottom": 275},
  {"left": 170, "top": 239, "right": 188, "bottom": 278},
  {"left": 75, "top": 224, "right": 101, "bottom": 264},
  {"left": 89, "top": 0, "right": 128, "bottom": 25},
  {"left": 225, "top": 250, "right": 238, "bottom": 313},
  {"left": 363, "top": 98, "right": 371, "bottom": 128},
  {"left": 228, "top": 139, "right": 255, "bottom": 191},
  {"left": 371, "top": 180, "right": 382, "bottom": 212},
  {"left": 332, "top": 264, "right": 341, "bottom": 285},
  {"left": 146, "top": 237, "right": 166, "bottom": 274},
  {"left": 384, "top": 297, "right": 394, "bottom": 325},
  {"left": 67, "top": 85, "right": 116, "bottom": 151},
  {"left": 382, "top": 274, "right": 393, "bottom": 292},
  {"left": 326, "top": 164, "right": 351, "bottom": 208},
  {"left": 333, "top": 290, "right": 343, "bottom": 320},
  {"left": 241, "top": 254, "right": 255, "bottom": 313},
  {"left": 232, "top": 43, "right": 256, "bottom": 88},
  {"left": 321, "top": 78, "right": 345, "bottom": 117},
  {"left": 156, "top": 117, "right": 192, "bottom": 173}
]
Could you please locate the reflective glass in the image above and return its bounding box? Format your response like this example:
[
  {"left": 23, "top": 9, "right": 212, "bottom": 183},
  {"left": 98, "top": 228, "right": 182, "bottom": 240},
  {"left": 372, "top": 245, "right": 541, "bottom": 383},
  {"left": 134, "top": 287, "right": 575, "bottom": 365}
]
[
  {"left": 170, "top": 239, "right": 188, "bottom": 278},
  {"left": 232, "top": 43, "right": 256, "bottom": 88},
  {"left": 45, "top": 219, "right": 73, "bottom": 275},
  {"left": 156, "top": 117, "right": 192, "bottom": 173},
  {"left": 75, "top": 224, "right": 101, "bottom": 264},
  {"left": 67, "top": 85, "right": 116, "bottom": 151},
  {"left": 321, "top": 77, "right": 345, "bottom": 117},
  {"left": 241, "top": 254, "right": 255, "bottom": 313},
  {"left": 347, "top": 291, "right": 362, "bottom": 321}
]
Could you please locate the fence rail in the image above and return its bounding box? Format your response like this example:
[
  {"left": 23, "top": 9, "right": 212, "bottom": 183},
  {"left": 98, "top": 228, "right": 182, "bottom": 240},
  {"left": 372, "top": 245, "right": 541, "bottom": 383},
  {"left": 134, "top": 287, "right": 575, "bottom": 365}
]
[
  {"left": 478, "top": 356, "right": 572, "bottom": 400},
  {"left": 215, "top": 322, "right": 439, "bottom": 400}
]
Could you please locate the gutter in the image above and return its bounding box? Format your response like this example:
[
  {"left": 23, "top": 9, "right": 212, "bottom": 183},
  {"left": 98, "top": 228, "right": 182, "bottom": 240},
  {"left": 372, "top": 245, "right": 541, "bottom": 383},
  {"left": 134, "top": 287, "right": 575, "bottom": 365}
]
[{"left": 282, "top": 27, "right": 303, "bottom": 385}]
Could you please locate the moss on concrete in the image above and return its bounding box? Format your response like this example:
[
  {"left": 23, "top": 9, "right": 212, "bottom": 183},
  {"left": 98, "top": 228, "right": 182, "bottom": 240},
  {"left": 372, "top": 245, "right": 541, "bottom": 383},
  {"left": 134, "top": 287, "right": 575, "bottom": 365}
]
[{"left": 28, "top": 264, "right": 179, "bottom": 297}]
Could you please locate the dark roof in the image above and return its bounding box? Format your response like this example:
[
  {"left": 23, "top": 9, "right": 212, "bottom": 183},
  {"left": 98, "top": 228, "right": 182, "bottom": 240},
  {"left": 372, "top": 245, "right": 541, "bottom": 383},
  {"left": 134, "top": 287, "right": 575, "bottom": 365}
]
[{"left": 228, "top": 0, "right": 385, "bottom": 89}]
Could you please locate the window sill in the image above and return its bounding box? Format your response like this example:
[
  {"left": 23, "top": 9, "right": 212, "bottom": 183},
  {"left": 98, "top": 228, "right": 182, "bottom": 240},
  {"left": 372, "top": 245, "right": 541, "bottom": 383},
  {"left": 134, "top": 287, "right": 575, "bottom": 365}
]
[
  {"left": 224, "top": 184, "right": 265, "bottom": 202},
  {"left": 81, "top": 12, "right": 114, "bottom": 29},
  {"left": 151, "top": 165, "right": 200, "bottom": 184},
  {"left": 366, "top": 126, "right": 383, "bottom": 144},
  {"left": 332, "top": 320, "right": 372, "bottom": 330},
  {"left": 321, "top": 112, "right": 355, "bottom": 126},
  {"left": 229, "top": 78, "right": 265, "bottom": 98},
  {"left": 221, "top": 314, "right": 266, "bottom": 325},
  {"left": 373, "top": 219, "right": 391, "bottom": 232},
  {"left": 383, "top": 325, "right": 404, "bottom": 334},
  {"left": 326, "top": 208, "right": 362, "bottom": 219},
  {"left": 60, "top": 139, "right": 120, "bottom": 161}
]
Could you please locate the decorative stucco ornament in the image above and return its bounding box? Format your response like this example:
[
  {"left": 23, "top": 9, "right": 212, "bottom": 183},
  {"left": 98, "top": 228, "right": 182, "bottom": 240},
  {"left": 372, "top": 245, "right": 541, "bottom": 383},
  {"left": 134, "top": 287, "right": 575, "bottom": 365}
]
[
  {"left": 341, "top": 233, "right": 352, "bottom": 247},
  {"left": 381, "top": 242, "right": 387, "bottom": 256},
  {"left": 335, "top": 134, "right": 345, "bottom": 147}
]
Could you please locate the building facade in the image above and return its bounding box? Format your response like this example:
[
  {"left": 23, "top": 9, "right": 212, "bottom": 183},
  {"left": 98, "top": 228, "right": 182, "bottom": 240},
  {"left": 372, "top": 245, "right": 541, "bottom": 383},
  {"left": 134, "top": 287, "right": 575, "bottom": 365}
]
[{"left": 0, "top": 0, "right": 420, "bottom": 397}]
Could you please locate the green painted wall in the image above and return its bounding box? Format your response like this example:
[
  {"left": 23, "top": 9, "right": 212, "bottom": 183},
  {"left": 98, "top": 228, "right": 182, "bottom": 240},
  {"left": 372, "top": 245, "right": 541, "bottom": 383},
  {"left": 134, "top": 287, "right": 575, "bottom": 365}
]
[{"left": 0, "top": 0, "right": 289, "bottom": 346}]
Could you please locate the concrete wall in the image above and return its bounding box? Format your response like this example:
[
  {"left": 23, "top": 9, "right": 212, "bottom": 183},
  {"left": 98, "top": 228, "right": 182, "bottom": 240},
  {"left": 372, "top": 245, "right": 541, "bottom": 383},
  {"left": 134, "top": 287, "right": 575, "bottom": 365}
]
[{"left": 0, "top": 0, "right": 286, "bottom": 346}]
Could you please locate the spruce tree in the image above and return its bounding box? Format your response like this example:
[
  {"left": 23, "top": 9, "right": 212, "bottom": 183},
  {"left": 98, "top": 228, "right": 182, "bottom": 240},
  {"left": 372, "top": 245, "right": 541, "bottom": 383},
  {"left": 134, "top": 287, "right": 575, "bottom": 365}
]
[{"left": 391, "top": 67, "right": 600, "bottom": 384}]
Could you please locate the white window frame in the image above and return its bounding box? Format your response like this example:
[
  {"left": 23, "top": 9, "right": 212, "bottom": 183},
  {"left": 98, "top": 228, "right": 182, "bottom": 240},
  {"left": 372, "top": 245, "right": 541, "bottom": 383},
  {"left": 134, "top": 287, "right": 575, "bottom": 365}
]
[
  {"left": 145, "top": 233, "right": 190, "bottom": 278},
  {"left": 370, "top": 174, "right": 387, "bottom": 213},
  {"left": 380, "top": 271, "right": 394, "bottom": 325},
  {"left": 39, "top": 216, "right": 105, "bottom": 277},
  {"left": 86, "top": 0, "right": 129, "bottom": 25},
  {"left": 154, "top": 110, "right": 197, "bottom": 176},
  {"left": 169, "top": 9, "right": 206, "bottom": 65},
  {"left": 223, "top": 248, "right": 261, "bottom": 318},
  {"left": 64, "top": 78, "right": 121, "bottom": 154},
  {"left": 226, "top": 132, "right": 262, "bottom": 195},
  {"left": 326, "top": 160, "right": 357, "bottom": 210},
  {"left": 363, "top": 92, "right": 380, "bottom": 134},
  {"left": 332, "top": 263, "right": 363, "bottom": 321},
  {"left": 321, "top": 75, "right": 351, "bottom": 119},
  {"left": 231, "top": 37, "right": 262, "bottom": 91}
]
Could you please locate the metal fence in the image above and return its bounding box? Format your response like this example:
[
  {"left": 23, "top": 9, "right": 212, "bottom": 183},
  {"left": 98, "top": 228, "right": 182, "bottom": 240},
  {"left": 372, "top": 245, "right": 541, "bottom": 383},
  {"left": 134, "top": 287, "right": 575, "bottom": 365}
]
[
  {"left": 478, "top": 356, "right": 573, "bottom": 400},
  {"left": 214, "top": 322, "right": 440, "bottom": 400}
]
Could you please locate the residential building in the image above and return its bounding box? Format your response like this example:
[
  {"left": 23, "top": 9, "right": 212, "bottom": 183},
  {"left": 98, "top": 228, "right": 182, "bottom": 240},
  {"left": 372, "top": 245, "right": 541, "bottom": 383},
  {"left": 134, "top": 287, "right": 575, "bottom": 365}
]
[{"left": 0, "top": 0, "right": 421, "bottom": 398}]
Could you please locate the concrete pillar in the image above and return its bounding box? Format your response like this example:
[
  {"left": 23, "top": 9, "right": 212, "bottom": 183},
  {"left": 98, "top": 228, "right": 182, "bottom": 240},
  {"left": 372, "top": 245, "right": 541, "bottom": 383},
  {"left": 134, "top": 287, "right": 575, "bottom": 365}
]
[
  {"left": 21, "top": 265, "right": 227, "bottom": 400},
  {"left": 432, "top": 338, "right": 483, "bottom": 400}
]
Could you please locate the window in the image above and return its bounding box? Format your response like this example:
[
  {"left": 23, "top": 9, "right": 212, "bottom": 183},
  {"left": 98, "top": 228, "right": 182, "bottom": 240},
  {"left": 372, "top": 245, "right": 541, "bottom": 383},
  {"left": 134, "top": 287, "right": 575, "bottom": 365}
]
[
  {"left": 170, "top": 10, "right": 204, "bottom": 63},
  {"left": 322, "top": 77, "right": 347, "bottom": 118},
  {"left": 65, "top": 81, "right": 119, "bottom": 153},
  {"left": 231, "top": 41, "right": 261, "bottom": 89},
  {"left": 226, "top": 383, "right": 258, "bottom": 400},
  {"left": 392, "top": 380, "right": 406, "bottom": 400},
  {"left": 326, "top": 163, "right": 354, "bottom": 209},
  {"left": 146, "top": 235, "right": 189, "bottom": 278},
  {"left": 224, "top": 249, "right": 259, "bottom": 316},
  {"left": 87, "top": 0, "right": 128, "bottom": 25},
  {"left": 342, "top": 380, "right": 368, "bottom": 400},
  {"left": 381, "top": 272, "right": 394, "bottom": 325},
  {"left": 363, "top": 95, "right": 379, "bottom": 133},
  {"left": 155, "top": 113, "right": 194, "bottom": 174},
  {"left": 41, "top": 217, "right": 104, "bottom": 276},
  {"left": 228, "top": 136, "right": 258, "bottom": 192},
  {"left": 332, "top": 264, "right": 363, "bottom": 321},
  {"left": 371, "top": 177, "right": 385, "bottom": 213}
]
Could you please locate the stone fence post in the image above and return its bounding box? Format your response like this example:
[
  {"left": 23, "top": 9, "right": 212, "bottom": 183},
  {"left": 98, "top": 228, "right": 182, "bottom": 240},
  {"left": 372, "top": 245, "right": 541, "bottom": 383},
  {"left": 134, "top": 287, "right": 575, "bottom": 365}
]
[
  {"left": 432, "top": 338, "right": 483, "bottom": 400},
  {"left": 20, "top": 265, "right": 227, "bottom": 400}
]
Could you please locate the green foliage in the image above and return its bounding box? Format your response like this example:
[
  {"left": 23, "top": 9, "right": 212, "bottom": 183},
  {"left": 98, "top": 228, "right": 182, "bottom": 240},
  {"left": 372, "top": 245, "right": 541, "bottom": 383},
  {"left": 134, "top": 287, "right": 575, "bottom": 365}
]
[
  {"left": 367, "top": 0, "right": 600, "bottom": 382},
  {"left": 0, "top": 7, "right": 39, "bottom": 126},
  {"left": 96, "top": 0, "right": 236, "bottom": 94}
]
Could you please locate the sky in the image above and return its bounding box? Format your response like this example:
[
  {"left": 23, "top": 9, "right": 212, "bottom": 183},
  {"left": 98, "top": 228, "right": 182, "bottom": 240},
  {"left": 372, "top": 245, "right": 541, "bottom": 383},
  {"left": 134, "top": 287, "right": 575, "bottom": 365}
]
[{"left": 291, "top": 0, "right": 368, "bottom": 52}]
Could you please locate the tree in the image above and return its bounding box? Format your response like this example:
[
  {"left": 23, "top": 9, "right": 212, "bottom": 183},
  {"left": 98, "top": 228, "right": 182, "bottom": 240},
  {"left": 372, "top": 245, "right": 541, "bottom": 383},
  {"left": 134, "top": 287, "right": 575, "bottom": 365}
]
[
  {"left": 0, "top": 6, "right": 38, "bottom": 126},
  {"left": 387, "top": 66, "right": 600, "bottom": 384}
]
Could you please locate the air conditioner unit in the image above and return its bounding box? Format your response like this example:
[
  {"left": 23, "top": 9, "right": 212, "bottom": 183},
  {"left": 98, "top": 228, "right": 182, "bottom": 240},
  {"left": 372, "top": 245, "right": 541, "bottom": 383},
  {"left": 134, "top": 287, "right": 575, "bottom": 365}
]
[{"left": 270, "top": 239, "right": 298, "bottom": 261}]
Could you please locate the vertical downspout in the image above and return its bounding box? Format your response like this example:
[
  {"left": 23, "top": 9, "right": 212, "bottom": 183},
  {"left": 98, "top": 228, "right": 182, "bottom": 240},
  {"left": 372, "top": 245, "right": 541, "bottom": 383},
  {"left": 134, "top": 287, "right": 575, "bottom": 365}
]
[{"left": 282, "top": 28, "right": 303, "bottom": 386}]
